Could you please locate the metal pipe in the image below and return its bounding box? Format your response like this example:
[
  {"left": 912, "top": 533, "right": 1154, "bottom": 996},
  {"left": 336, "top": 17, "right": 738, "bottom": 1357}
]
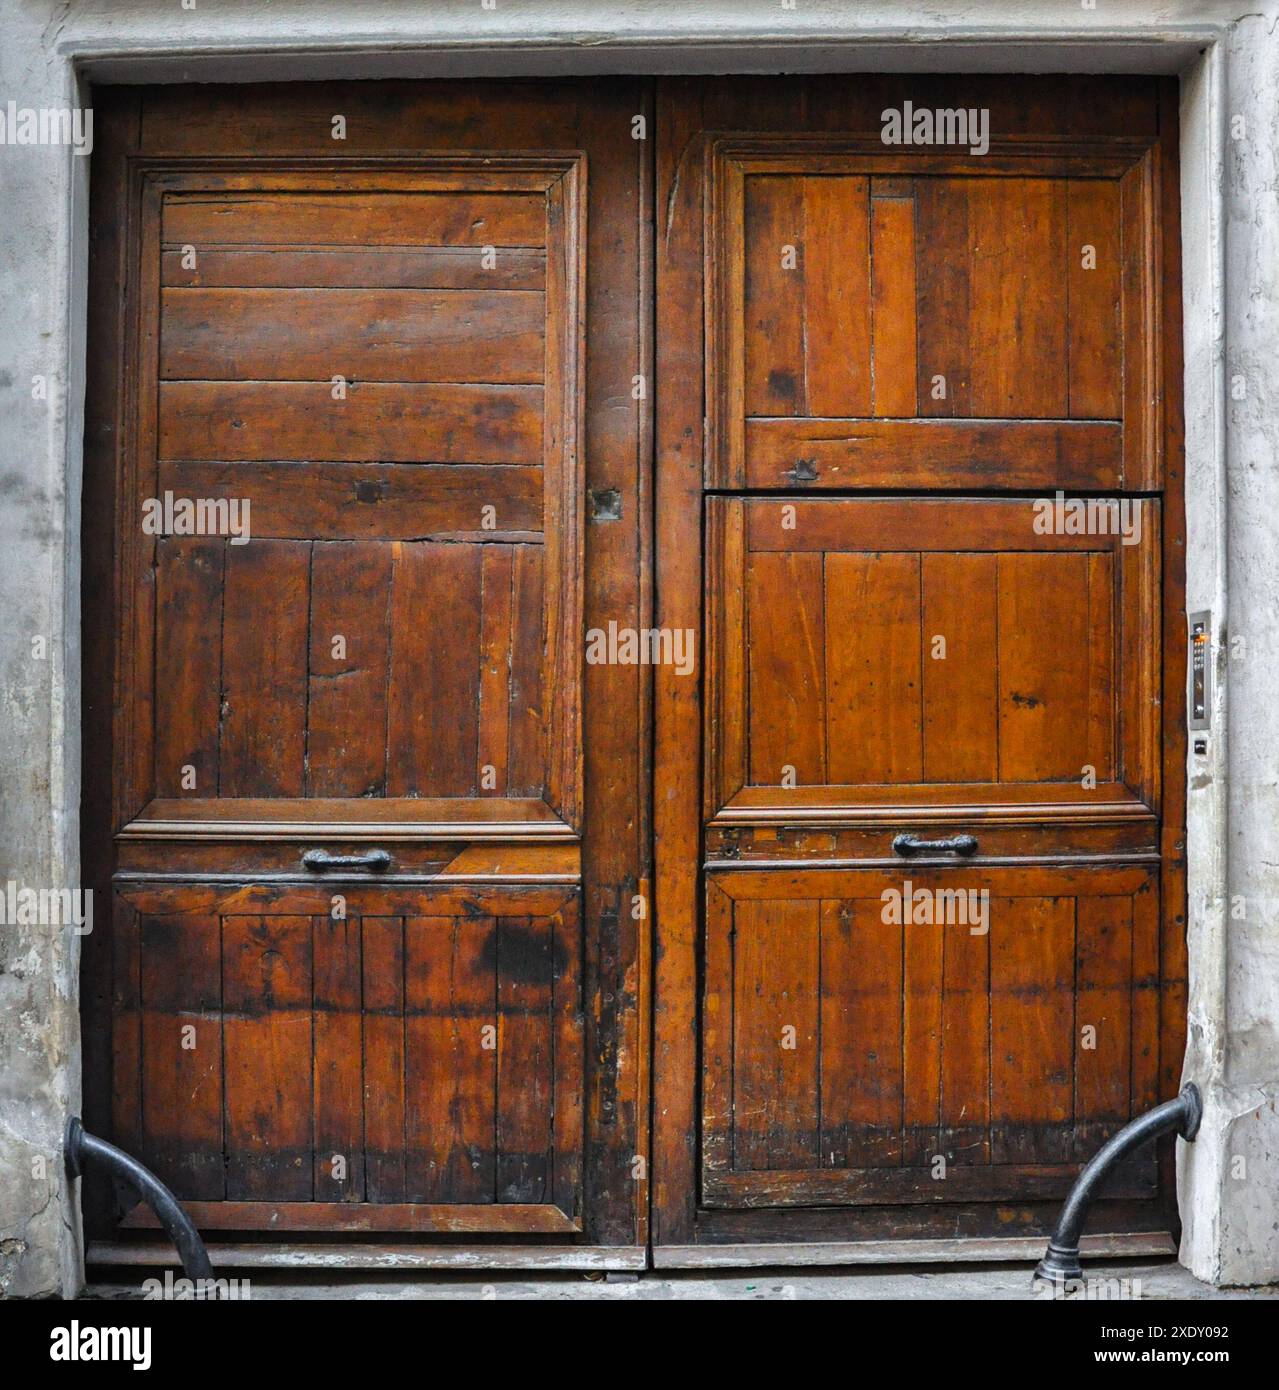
[
  {"left": 65, "top": 1116, "right": 215, "bottom": 1284},
  {"left": 1034, "top": 1082, "right": 1203, "bottom": 1287}
]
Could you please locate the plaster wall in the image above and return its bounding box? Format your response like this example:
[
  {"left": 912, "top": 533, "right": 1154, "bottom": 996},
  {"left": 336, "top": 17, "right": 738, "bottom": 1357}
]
[{"left": 1178, "top": 12, "right": 1279, "bottom": 1288}]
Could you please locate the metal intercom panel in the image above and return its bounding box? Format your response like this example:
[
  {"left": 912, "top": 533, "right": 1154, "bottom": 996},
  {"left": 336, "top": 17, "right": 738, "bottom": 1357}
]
[{"left": 1188, "top": 611, "right": 1211, "bottom": 732}]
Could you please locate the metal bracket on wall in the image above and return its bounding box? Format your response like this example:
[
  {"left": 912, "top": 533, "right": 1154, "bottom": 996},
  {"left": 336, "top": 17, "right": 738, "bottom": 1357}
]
[{"left": 1033, "top": 1083, "right": 1203, "bottom": 1288}]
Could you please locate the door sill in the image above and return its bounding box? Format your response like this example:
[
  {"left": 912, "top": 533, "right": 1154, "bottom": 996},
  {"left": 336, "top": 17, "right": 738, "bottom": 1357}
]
[
  {"left": 87, "top": 1242, "right": 647, "bottom": 1272},
  {"left": 652, "top": 1232, "right": 1176, "bottom": 1269}
]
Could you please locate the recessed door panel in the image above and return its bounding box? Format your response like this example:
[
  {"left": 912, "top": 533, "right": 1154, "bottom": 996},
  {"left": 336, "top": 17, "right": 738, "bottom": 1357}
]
[
  {"left": 707, "top": 144, "right": 1158, "bottom": 492},
  {"left": 129, "top": 168, "right": 581, "bottom": 838},
  {"left": 706, "top": 496, "right": 1160, "bottom": 825},
  {"left": 111, "top": 882, "right": 583, "bottom": 1232},
  {"left": 701, "top": 865, "right": 1160, "bottom": 1209}
]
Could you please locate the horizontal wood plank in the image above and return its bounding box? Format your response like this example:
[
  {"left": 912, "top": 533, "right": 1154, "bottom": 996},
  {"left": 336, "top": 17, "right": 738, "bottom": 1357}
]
[
  {"left": 163, "top": 192, "right": 546, "bottom": 248},
  {"left": 745, "top": 496, "right": 1149, "bottom": 553},
  {"left": 161, "top": 245, "right": 546, "bottom": 291},
  {"left": 744, "top": 418, "right": 1122, "bottom": 489},
  {"left": 160, "top": 287, "right": 545, "bottom": 384},
  {"left": 121, "top": 1200, "right": 579, "bottom": 1234},
  {"left": 158, "top": 382, "right": 544, "bottom": 463},
  {"left": 156, "top": 460, "right": 543, "bottom": 538},
  {"left": 702, "top": 1162, "right": 1154, "bottom": 1208}
]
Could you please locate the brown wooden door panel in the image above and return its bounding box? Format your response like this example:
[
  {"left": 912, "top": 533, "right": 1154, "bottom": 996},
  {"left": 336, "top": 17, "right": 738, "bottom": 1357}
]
[
  {"left": 111, "top": 882, "right": 583, "bottom": 1233},
  {"left": 708, "top": 144, "right": 1158, "bottom": 491},
  {"left": 654, "top": 74, "right": 1184, "bottom": 1252},
  {"left": 739, "top": 173, "right": 1119, "bottom": 422},
  {"left": 701, "top": 865, "right": 1160, "bottom": 1209},
  {"left": 84, "top": 80, "right": 651, "bottom": 1253},
  {"left": 154, "top": 536, "right": 548, "bottom": 802},
  {"left": 706, "top": 496, "right": 1160, "bottom": 826},
  {"left": 118, "top": 165, "right": 582, "bottom": 838}
]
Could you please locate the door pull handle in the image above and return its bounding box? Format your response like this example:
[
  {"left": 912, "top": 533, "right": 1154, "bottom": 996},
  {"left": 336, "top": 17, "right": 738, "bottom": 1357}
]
[
  {"left": 302, "top": 847, "right": 393, "bottom": 872},
  {"left": 892, "top": 833, "right": 978, "bottom": 858}
]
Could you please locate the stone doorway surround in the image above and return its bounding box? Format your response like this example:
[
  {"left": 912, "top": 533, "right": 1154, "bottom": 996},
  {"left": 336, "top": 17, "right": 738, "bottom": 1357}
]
[{"left": 0, "top": 0, "right": 1273, "bottom": 1297}]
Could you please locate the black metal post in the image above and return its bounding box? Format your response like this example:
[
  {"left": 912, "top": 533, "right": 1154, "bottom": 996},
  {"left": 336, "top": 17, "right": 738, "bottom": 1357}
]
[
  {"left": 65, "top": 1116, "right": 215, "bottom": 1284},
  {"left": 1034, "top": 1082, "right": 1203, "bottom": 1287}
]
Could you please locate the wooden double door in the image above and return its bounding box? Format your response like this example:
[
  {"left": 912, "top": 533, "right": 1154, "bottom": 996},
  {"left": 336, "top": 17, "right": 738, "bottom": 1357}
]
[{"left": 83, "top": 75, "right": 1185, "bottom": 1262}]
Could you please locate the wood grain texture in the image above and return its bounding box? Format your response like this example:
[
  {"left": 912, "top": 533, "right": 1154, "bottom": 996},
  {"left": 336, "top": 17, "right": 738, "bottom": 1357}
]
[
  {"left": 712, "top": 155, "right": 1144, "bottom": 490},
  {"left": 701, "top": 866, "right": 1159, "bottom": 1207},
  {"left": 709, "top": 498, "right": 1152, "bottom": 818},
  {"left": 804, "top": 176, "right": 872, "bottom": 417},
  {"left": 162, "top": 245, "right": 547, "bottom": 291},
  {"left": 160, "top": 287, "right": 545, "bottom": 383},
  {"left": 88, "top": 81, "right": 643, "bottom": 1252},
  {"left": 656, "top": 72, "right": 1179, "bottom": 1249},
  {"left": 869, "top": 188, "right": 918, "bottom": 417},
  {"left": 162, "top": 191, "right": 546, "bottom": 248},
  {"left": 158, "top": 381, "right": 544, "bottom": 464},
  {"left": 85, "top": 74, "right": 1181, "bottom": 1258},
  {"left": 111, "top": 887, "right": 583, "bottom": 1227}
]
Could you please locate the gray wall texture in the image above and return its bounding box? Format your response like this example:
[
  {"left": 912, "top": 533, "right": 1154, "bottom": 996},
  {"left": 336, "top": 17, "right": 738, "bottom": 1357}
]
[{"left": 0, "top": 0, "right": 1274, "bottom": 1296}]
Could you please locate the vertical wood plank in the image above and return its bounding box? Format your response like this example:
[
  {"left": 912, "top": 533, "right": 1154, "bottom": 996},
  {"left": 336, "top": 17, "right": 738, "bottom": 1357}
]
[
  {"left": 1074, "top": 894, "right": 1133, "bottom": 1158},
  {"left": 361, "top": 915, "right": 406, "bottom": 1203},
  {"left": 870, "top": 190, "right": 919, "bottom": 417},
  {"left": 220, "top": 540, "right": 310, "bottom": 796},
  {"left": 744, "top": 176, "right": 806, "bottom": 416},
  {"left": 312, "top": 913, "right": 364, "bottom": 1201},
  {"left": 1121, "top": 158, "right": 1157, "bottom": 486},
  {"left": 1067, "top": 178, "right": 1123, "bottom": 419},
  {"left": 111, "top": 900, "right": 143, "bottom": 1162},
  {"left": 915, "top": 178, "right": 970, "bottom": 416},
  {"left": 154, "top": 538, "right": 223, "bottom": 797},
  {"left": 922, "top": 552, "right": 998, "bottom": 782},
  {"left": 306, "top": 540, "right": 392, "bottom": 797},
  {"left": 506, "top": 544, "right": 546, "bottom": 798},
  {"left": 139, "top": 913, "right": 223, "bottom": 1199},
  {"left": 497, "top": 915, "right": 554, "bottom": 1201},
  {"left": 654, "top": 76, "right": 709, "bottom": 1243},
  {"left": 1087, "top": 551, "right": 1117, "bottom": 783},
  {"left": 222, "top": 914, "right": 313, "bottom": 1200},
  {"left": 404, "top": 915, "right": 497, "bottom": 1204},
  {"left": 478, "top": 546, "right": 515, "bottom": 794},
  {"left": 902, "top": 906, "right": 943, "bottom": 1167},
  {"left": 701, "top": 881, "right": 735, "bottom": 1174},
  {"left": 997, "top": 552, "right": 1091, "bottom": 782},
  {"left": 803, "top": 176, "right": 871, "bottom": 416},
  {"left": 989, "top": 896, "right": 1075, "bottom": 1164},
  {"left": 386, "top": 541, "right": 482, "bottom": 797},
  {"left": 940, "top": 911, "right": 992, "bottom": 1166},
  {"left": 819, "top": 898, "right": 904, "bottom": 1167},
  {"left": 550, "top": 899, "right": 584, "bottom": 1217},
  {"left": 732, "top": 899, "right": 821, "bottom": 1171},
  {"left": 708, "top": 498, "right": 748, "bottom": 810},
  {"left": 746, "top": 550, "right": 827, "bottom": 786},
  {"left": 968, "top": 178, "right": 1068, "bottom": 418},
  {"left": 825, "top": 552, "right": 923, "bottom": 784},
  {"left": 1132, "top": 876, "right": 1161, "bottom": 1115},
  {"left": 1121, "top": 502, "right": 1161, "bottom": 809}
]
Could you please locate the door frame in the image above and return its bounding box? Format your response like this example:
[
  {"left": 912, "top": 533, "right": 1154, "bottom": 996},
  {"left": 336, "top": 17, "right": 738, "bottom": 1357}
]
[{"left": 50, "top": 16, "right": 1226, "bottom": 1284}]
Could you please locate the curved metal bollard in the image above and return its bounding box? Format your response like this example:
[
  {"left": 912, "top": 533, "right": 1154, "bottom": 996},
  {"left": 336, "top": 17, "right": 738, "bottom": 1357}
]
[
  {"left": 1034, "top": 1082, "right": 1202, "bottom": 1288},
  {"left": 65, "top": 1116, "right": 215, "bottom": 1283}
]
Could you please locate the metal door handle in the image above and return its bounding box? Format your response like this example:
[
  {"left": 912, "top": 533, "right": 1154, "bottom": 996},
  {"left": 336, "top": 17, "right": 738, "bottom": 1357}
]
[
  {"left": 892, "top": 833, "right": 978, "bottom": 858},
  {"left": 302, "top": 848, "right": 393, "bottom": 872}
]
